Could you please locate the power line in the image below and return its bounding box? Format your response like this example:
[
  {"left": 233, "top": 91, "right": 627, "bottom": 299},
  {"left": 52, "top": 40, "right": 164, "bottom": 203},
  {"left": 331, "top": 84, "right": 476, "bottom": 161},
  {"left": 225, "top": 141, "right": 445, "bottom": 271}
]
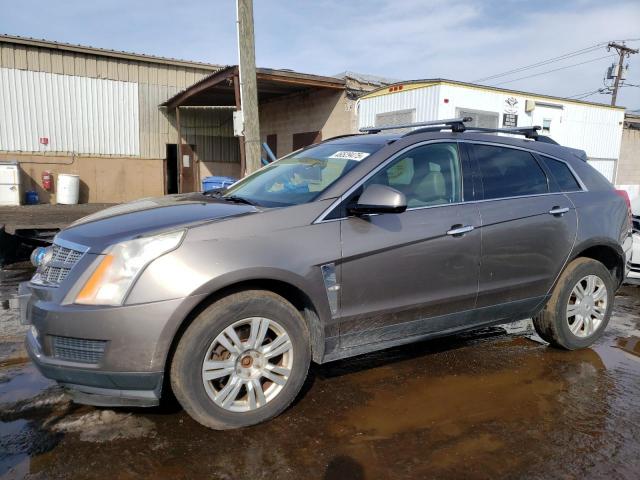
[
  {"left": 472, "top": 38, "right": 640, "bottom": 84},
  {"left": 472, "top": 43, "right": 606, "bottom": 82},
  {"left": 567, "top": 88, "right": 605, "bottom": 99},
  {"left": 490, "top": 54, "right": 616, "bottom": 86}
]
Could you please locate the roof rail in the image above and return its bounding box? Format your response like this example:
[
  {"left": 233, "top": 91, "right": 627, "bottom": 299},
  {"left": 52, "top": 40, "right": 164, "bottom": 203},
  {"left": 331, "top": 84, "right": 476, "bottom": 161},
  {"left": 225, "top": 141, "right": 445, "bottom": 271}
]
[
  {"left": 465, "top": 125, "right": 541, "bottom": 139},
  {"left": 360, "top": 117, "right": 556, "bottom": 143},
  {"left": 359, "top": 117, "right": 472, "bottom": 134}
]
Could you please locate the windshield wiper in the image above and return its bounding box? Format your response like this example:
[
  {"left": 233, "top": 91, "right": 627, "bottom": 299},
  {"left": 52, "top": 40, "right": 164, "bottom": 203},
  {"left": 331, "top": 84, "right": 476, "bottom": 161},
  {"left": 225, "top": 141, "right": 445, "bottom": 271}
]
[{"left": 223, "top": 195, "right": 257, "bottom": 206}]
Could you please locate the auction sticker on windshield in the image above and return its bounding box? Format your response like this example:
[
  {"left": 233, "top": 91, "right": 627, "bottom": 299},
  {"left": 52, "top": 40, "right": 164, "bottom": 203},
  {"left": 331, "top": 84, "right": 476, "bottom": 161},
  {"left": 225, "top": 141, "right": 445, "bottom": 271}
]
[{"left": 329, "top": 151, "right": 371, "bottom": 161}]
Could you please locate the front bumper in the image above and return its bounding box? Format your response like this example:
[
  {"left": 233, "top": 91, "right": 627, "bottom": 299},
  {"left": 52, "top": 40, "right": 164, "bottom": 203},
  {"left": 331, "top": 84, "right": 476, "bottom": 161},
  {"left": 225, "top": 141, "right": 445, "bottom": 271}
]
[
  {"left": 26, "top": 328, "right": 163, "bottom": 406},
  {"left": 22, "top": 282, "right": 208, "bottom": 407}
]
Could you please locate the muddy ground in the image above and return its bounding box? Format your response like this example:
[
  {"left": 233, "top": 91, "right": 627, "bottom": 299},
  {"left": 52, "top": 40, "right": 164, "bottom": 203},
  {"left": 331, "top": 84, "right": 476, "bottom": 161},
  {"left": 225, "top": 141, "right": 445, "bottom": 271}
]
[{"left": 1, "top": 265, "right": 639, "bottom": 479}]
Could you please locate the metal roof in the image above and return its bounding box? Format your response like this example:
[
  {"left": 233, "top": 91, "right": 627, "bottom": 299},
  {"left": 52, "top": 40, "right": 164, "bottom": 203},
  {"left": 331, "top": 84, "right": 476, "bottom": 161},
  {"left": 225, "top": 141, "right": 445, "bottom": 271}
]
[
  {"left": 360, "top": 78, "right": 626, "bottom": 111},
  {"left": 0, "top": 34, "right": 222, "bottom": 71},
  {"left": 161, "top": 65, "right": 346, "bottom": 109}
]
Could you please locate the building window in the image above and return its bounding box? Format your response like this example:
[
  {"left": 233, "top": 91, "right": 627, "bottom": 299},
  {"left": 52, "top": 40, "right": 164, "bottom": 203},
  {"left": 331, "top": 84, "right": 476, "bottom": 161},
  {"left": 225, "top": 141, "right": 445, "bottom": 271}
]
[
  {"left": 542, "top": 118, "right": 552, "bottom": 134},
  {"left": 456, "top": 108, "right": 499, "bottom": 129}
]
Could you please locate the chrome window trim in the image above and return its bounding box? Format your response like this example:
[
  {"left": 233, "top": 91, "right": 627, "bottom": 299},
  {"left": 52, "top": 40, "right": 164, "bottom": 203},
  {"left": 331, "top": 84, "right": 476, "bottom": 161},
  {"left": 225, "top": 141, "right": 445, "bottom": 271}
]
[
  {"left": 313, "top": 139, "right": 588, "bottom": 224},
  {"left": 457, "top": 139, "right": 588, "bottom": 193},
  {"left": 313, "top": 139, "right": 462, "bottom": 224}
]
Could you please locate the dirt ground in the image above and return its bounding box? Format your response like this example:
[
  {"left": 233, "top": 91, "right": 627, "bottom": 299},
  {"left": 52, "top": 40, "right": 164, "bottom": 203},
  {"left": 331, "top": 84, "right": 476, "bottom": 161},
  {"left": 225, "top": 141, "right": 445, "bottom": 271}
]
[
  {"left": 0, "top": 204, "right": 112, "bottom": 233},
  {"left": 1, "top": 265, "right": 639, "bottom": 479}
]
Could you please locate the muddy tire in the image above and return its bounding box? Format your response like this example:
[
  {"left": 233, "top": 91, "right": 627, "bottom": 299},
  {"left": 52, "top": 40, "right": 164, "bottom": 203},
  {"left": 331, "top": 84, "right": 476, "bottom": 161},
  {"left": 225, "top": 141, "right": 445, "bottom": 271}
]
[
  {"left": 533, "top": 257, "right": 614, "bottom": 350},
  {"left": 170, "top": 290, "right": 310, "bottom": 430}
]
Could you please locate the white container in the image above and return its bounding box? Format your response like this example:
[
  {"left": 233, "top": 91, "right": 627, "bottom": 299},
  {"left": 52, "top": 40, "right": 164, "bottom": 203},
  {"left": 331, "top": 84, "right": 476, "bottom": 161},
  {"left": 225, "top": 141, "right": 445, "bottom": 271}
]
[
  {"left": 57, "top": 174, "right": 80, "bottom": 205},
  {"left": 0, "top": 161, "right": 21, "bottom": 206}
]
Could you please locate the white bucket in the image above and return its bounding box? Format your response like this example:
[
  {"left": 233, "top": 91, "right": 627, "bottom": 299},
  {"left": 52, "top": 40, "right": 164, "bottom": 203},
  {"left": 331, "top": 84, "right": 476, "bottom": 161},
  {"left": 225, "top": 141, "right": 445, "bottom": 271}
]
[{"left": 57, "top": 174, "right": 80, "bottom": 204}]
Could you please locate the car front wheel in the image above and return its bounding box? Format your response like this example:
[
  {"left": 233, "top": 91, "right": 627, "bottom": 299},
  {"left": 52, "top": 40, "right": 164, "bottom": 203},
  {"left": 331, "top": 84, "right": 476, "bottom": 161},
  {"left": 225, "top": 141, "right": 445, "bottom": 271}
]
[
  {"left": 533, "top": 257, "right": 614, "bottom": 350},
  {"left": 170, "top": 290, "right": 311, "bottom": 429}
]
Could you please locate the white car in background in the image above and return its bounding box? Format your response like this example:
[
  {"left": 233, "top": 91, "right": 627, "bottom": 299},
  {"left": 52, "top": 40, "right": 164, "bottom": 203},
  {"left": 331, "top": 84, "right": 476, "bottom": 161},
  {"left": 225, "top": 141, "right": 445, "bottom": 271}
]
[{"left": 628, "top": 197, "right": 640, "bottom": 285}]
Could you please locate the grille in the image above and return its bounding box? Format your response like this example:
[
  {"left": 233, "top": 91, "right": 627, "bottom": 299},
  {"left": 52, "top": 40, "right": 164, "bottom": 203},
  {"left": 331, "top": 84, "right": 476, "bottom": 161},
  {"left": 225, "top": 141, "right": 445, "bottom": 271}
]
[
  {"left": 51, "top": 336, "right": 107, "bottom": 364},
  {"left": 51, "top": 244, "right": 84, "bottom": 264},
  {"left": 633, "top": 216, "right": 639, "bottom": 234},
  {"left": 33, "top": 243, "right": 85, "bottom": 287}
]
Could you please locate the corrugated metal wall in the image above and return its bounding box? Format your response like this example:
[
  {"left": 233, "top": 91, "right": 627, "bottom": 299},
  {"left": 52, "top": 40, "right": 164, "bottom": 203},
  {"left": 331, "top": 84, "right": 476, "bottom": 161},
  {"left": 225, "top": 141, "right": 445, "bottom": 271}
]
[
  {"left": 359, "top": 83, "right": 625, "bottom": 163},
  {"left": 357, "top": 85, "right": 441, "bottom": 129},
  {"left": 180, "top": 108, "right": 239, "bottom": 163},
  {"left": 0, "top": 41, "right": 217, "bottom": 159},
  {"left": 0, "top": 67, "right": 139, "bottom": 155}
]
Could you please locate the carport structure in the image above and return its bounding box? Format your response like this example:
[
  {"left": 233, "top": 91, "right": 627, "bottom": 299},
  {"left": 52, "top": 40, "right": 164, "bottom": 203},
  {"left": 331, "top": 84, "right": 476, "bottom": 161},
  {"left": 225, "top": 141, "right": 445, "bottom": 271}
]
[{"left": 161, "top": 66, "right": 345, "bottom": 193}]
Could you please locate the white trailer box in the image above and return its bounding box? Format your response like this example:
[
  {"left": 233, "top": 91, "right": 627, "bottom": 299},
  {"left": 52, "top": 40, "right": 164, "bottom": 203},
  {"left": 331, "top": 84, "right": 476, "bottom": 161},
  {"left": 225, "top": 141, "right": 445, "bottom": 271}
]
[
  {"left": 0, "top": 161, "right": 20, "bottom": 206},
  {"left": 357, "top": 80, "right": 626, "bottom": 182}
]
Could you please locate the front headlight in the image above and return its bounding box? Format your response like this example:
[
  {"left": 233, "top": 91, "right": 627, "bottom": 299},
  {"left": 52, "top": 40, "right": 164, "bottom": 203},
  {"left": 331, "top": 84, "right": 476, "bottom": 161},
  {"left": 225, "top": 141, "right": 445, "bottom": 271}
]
[{"left": 75, "top": 230, "right": 185, "bottom": 306}]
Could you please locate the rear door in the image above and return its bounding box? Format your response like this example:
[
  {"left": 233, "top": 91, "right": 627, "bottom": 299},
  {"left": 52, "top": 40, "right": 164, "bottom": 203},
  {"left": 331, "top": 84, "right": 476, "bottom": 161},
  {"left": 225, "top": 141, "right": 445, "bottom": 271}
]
[
  {"left": 464, "top": 142, "right": 577, "bottom": 316},
  {"left": 337, "top": 141, "right": 482, "bottom": 349}
]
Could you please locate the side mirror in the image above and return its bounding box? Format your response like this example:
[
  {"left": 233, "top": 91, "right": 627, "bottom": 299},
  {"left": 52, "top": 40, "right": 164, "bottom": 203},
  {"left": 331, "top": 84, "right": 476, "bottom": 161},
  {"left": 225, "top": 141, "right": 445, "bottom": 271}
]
[{"left": 348, "top": 184, "right": 407, "bottom": 216}]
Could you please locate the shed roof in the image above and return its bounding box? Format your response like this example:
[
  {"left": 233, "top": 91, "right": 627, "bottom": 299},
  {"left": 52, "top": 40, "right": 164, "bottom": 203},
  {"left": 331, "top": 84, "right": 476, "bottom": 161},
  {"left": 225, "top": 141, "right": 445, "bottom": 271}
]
[
  {"left": 360, "top": 78, "right": 625, "bottom": 111},
  {"left": 161, "top": 65, "right": 346, "bottom": 109},
  {"left": 0, "top": 34, "right": 222, "bottom": 71}
]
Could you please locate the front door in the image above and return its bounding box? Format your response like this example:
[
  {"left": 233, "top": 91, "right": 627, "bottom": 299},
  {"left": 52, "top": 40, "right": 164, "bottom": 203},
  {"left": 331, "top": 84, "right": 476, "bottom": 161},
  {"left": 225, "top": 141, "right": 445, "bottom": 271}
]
[
  {"left": 465, "top": 143, "right": 577, "bottom": 317},
  {"left": 337, "top": 142, "right": 481, "bottom": 349}
]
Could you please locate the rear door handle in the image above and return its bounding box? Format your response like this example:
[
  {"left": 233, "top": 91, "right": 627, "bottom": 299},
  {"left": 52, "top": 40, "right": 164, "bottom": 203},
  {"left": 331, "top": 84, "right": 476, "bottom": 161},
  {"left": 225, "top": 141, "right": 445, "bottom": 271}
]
[
  {"left": 548, "top": 206, "right": 569, "bottom": 216},
  {"left": 447, "top": 225, "right": 474, "bottom": 236}
]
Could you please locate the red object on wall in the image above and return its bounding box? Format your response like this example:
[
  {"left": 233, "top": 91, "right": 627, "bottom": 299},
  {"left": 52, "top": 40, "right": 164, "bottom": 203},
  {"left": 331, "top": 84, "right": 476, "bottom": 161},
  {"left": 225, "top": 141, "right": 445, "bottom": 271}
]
[
  {"left": 42, "top": 171, "right": 53, "bottom": 191},
  {"left": 39, "top": 137, "right": 49, "bottom": 145}
]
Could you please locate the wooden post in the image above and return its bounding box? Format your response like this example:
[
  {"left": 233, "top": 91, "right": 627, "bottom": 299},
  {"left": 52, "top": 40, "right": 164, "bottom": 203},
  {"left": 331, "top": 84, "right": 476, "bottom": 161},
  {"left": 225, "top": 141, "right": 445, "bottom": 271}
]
[
  {"left": 233, "top": 73, "right": 246, "bottom": 177},
  {"left": 236, "top": 0, "right": 261, "bottom": 175},
  {"left": 176, "top": 106, "right": 182, "bottom": 192}
]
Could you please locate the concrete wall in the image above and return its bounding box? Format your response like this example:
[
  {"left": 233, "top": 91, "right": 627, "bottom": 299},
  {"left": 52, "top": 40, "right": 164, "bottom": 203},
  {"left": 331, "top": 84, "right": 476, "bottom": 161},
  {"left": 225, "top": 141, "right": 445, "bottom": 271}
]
[
  {"left": 259, "top": 88, "right": 357, "bottom": 157},
  {"left": 617, "top": 121, "right": 640, "bottom": 185},
  {"left": 0, "top": 152, "right": 163, "bottom": 204}
]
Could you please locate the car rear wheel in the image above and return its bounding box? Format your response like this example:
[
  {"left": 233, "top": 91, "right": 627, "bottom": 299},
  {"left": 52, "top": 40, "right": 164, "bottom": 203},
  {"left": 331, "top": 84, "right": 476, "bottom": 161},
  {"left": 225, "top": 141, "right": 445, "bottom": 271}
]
[
  {"left": 533, "top": 257, "right": 614, "bottom": 350},
  {"left": 170, "top": 290, "right": 310, "bottom": 430}
]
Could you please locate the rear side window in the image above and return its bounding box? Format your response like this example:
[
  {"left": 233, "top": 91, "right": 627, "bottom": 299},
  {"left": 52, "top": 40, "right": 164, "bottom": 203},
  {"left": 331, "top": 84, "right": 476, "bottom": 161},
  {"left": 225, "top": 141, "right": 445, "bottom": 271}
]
[
  {"left": 540, "top": 156, "right": 582, "bottom": 192},
  {"left": 470, "top": 145, "right": 548, "bottom": 200}
]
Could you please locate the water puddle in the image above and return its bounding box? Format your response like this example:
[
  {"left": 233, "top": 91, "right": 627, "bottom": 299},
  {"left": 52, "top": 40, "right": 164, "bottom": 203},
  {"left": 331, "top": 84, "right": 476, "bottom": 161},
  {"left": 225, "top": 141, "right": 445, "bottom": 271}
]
[{"left": 0, "top": 272, "right": 637, "bottom": 479}]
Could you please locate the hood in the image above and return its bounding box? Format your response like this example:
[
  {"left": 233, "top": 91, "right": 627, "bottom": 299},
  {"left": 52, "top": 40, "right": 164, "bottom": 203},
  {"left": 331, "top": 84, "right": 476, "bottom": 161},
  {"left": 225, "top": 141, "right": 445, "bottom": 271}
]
[{"left": 57, "top": 193, "right": 259, "bottom": 252}]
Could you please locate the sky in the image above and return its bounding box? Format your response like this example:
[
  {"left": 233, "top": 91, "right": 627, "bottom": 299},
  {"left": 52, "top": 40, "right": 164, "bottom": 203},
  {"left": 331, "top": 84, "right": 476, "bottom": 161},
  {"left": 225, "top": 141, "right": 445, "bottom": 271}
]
[{"left": 1, "top": 0, "right": 639, "bottom": 109}]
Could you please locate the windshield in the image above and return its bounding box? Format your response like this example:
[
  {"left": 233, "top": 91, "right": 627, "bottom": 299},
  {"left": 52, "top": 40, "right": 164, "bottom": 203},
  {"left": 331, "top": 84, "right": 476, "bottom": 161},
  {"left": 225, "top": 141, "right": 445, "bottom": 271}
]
[{"left": 222, "top": 142, "right": 383, "bottom": 207}]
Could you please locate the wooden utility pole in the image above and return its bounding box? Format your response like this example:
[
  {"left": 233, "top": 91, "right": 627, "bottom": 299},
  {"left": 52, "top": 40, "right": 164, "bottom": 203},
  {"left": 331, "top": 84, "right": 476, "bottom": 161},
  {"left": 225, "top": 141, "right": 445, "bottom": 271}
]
[
  {"left": 608, "top": 42, "right": 638, "bottom": 106},
  {"left": 236, "top": 0, "right": 261, "bottom": 175}
]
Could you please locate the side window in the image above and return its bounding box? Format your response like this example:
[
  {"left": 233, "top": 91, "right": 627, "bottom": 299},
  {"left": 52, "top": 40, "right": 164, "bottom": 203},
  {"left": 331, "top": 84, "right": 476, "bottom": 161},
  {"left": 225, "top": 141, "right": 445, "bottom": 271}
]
[
  {"left": 540, "top": 156, "right": 582, "bottom": 192},
  {"left": 363, "top": 143, "right": 462, "bottom": 208},
  {"left": 471, "top": 145, "right": 548, "bottom": 200}
]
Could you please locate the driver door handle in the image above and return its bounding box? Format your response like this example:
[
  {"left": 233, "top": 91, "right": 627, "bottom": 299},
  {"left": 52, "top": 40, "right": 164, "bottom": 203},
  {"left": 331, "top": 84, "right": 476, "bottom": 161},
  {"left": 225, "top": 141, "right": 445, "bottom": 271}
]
[
  {"left": 548, "top": 206, "right": 569, "bottom": 216},
  {"left": 447, "top": 225, "right": 474, "bottom": 236}
]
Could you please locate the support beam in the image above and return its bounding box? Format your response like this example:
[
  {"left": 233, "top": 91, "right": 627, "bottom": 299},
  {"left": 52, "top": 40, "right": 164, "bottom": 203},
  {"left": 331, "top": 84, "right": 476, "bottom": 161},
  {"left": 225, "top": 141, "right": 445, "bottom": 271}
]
[
  {"left": 236, "top": 0, "right": 261, "bottom": 175},
  {"left": 176, "top": 106, "right": 182, "bottom": 192}
]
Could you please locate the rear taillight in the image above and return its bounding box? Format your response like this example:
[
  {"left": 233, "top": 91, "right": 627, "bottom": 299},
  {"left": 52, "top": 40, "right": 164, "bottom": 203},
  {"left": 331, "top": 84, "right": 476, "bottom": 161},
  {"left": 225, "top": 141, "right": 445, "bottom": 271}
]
[{"left": 615, "top": 189, "right": 632, "bottom": 230}]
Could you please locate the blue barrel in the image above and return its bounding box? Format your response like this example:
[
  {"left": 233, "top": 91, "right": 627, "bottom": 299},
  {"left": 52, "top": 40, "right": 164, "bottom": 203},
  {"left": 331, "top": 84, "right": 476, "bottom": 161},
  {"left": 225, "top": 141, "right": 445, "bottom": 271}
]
[
  {"left": 25, "top": 190, "right": 39, "bottom": 205},
  {"left": 202, "top": 176, "right": 237, "bottom": 192}
]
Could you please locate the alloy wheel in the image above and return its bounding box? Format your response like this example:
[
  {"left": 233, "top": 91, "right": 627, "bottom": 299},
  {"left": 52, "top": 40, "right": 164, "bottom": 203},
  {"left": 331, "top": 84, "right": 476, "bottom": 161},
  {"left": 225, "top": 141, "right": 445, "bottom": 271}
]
[
  {"left": 201, "top": 317, "right": 293, "bottom": 412},
  {"left": 566, "top": 274, "right": 608, "bottom": 338}
]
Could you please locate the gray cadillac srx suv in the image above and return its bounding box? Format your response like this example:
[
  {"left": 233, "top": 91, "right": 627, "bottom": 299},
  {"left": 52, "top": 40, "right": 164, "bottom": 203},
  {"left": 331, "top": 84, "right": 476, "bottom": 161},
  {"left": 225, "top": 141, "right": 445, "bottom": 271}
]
[{"left": 21, "top": 118, "right": 634, "bottom": 429}]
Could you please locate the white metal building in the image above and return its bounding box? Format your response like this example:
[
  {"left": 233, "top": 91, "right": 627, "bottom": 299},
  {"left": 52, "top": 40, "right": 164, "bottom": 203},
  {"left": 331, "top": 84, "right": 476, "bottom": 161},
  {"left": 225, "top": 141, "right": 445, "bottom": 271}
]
[{"left": 357, "top": 79, "right": 626, "bottom": 182}]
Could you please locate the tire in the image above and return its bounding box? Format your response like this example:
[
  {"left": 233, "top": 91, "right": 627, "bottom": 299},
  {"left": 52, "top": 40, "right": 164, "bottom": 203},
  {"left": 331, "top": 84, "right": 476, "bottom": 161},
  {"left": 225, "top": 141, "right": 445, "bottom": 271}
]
[
  {"left": 170, "top": 290, "right": 311, "bottom": 430},
  {"left": 533, "top": 257, "right": 614, "bottom": 350}
]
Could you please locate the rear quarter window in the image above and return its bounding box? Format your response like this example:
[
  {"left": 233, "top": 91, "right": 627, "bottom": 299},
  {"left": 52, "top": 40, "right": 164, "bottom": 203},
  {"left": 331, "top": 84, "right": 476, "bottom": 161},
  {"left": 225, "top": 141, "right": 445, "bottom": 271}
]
[{"left": 540, "top": 156, "right": 582, "bottom": 192}]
